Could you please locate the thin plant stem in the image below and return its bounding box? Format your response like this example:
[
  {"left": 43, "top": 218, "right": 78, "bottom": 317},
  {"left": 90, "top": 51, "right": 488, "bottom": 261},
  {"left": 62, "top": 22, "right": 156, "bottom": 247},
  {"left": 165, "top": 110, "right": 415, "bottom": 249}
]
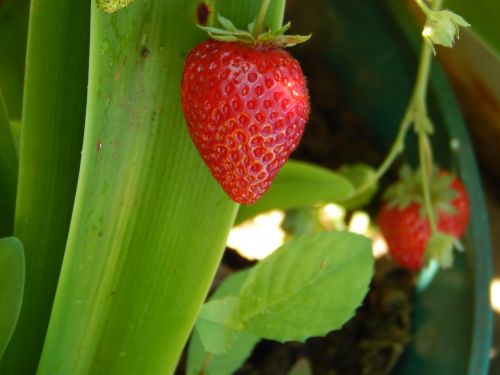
[
  {"left": 352, "top": 33, "right": 433, "bottom": 197},
  {"left": 415, "top": 0, "right": 432, "bottom": 16},
  {"left": 252, "top": 0, "right": 271, "bottom": 37},
  {"left": 351, "top": 0, "right": 444, "bottom": 199},
  {"left": 413, "top": 0, "right": 445, "bottom": 233},
  {"left": 353, "top": 115, "right": 411, "bottom": 196},
  {"left": 418, "top": 132, "right": 438, "bottom": 232}
]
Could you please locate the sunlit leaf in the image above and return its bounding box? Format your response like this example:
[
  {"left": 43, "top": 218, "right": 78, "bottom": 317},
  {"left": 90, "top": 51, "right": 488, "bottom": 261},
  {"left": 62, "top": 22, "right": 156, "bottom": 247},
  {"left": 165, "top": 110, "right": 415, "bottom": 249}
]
[
  {"left": 238, "top": 232, "right": 373, "bottom": 341},
  {"left": 193, "top": 232, "right": 373, "bottom": 352}
]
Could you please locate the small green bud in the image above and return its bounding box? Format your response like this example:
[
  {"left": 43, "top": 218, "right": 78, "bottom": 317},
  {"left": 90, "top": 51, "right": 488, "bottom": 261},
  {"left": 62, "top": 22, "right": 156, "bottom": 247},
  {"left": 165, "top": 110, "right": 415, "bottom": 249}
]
[
  {"left": 97, "top": 0, "right": 133, "bottom": 13},
  {"left": 422, "top": 10, "right": 470, "bottom": 54}
]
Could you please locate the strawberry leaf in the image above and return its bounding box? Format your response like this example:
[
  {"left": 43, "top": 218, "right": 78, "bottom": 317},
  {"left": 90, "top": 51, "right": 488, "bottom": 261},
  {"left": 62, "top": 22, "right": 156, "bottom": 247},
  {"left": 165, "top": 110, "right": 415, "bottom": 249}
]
[
  {"left": 195, "top": 297, "right": 241, "bottom": 354},
  {"left": 237, "top": 232, "right": 373, "bottom": 342},
  {"left": 191, "top": 232, "right": 373, "bottom": 358},
  {"left": 187, "top": 270, "right": 259, "bottom": 374}
]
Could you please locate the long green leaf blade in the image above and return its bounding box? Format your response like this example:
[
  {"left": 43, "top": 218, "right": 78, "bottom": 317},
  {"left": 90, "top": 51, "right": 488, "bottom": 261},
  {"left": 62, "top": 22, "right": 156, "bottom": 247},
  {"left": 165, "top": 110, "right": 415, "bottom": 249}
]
[
  {"left": 0, "top": 92, "right": 17, "bottom": 237},
  {"left": 1, "top": 0, "right": 90, "bottom": 373},
  {"left": 0, "top": 0, "right": 30, "bottom": 118},
  {"left": 37, "top": 1, "right": 285, "bottom": 374},
  {"left": 236, "top": 160, "right": 354, "bottom": 224},
  {"left": 0, "top": 237, "right": 24, "bottom": 359}
]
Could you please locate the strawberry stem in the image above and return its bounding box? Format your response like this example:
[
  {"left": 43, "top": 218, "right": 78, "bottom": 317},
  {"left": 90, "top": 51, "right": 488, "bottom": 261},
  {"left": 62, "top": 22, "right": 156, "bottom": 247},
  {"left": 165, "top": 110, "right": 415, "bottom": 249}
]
[
  {"left": 418, "top": 133, "right": 438, "bottom": 232},
  {"left": 413, "top": 0, "right": 443, "bottom": 234},
  {"left": 351, "top": 0, "right": 443, "bottom": 199},
  {"left": 252, "top": 0, "right": 271, "bottom": 38},
  {"left": 415, "top": 0, "right": 432, "bottom": 17},
  {"left": 353, "top": 113, "right": 412, "bottom": 196}
]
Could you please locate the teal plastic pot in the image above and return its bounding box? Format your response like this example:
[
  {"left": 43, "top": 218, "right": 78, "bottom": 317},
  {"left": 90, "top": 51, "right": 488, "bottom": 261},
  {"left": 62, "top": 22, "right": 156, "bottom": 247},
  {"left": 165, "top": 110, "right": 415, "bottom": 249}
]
[{"left": 291, "top": 0, "right": 493, "bottom": 373}]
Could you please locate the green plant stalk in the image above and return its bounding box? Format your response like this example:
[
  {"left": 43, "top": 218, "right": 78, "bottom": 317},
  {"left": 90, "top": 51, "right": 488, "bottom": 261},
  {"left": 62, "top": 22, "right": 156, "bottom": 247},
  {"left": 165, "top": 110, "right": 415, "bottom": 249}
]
[
  {"left": 37, "top": 1, "right": 285, "bottom": 374},
  {"left": 352, "top": 114, "right": 411, "bottom": 196},
  {"left": 352, "top": 0, "right": 442, "bottom": 198},
  {"left": 415, "top": 0, "right": 432, "bottom": 16},
  {"left": 0, "top": 0, "right": 89, "bottom": 373},
  {"left": 252, "top": 0, "right": 271, "bottom": 37},
  {"left": 413, "top": 0, "right": 444, "bottom": 232},
  {"left": 418, "top": 130, "right": 438, "bottom": 231},
  {"left": 0, "top": 92, "right": 17, "bottom": 237}
]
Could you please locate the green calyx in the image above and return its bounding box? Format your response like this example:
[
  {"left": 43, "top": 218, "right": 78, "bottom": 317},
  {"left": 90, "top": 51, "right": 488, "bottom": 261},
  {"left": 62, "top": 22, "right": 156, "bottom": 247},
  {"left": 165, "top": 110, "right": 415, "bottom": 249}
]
[
  {"left": 421, "top": 9, "right": 470, "bottom": 54},
  {"left": 383, "top": 165, "right": 458, "bottom": 217},
  {"left": 425, "top": 232, "right": 455, "bottom": 268},
  {"left": 199, "top": 14, "right": 311, "bottom": 48},
  {"left": 425, "top": 232, "right": 464, "bottom": 269}
]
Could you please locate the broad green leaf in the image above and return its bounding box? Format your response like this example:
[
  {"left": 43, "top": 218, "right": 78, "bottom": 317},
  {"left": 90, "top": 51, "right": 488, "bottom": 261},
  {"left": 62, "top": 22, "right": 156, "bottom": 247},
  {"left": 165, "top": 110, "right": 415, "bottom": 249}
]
[
  {"left": 236, "top": 161, "right": 354, "bottom": 224},
  {"left": 0, "top": 91, "right": 17, "bottom": 237},
  {"left": 238, "top": 232, "right": 373, "bottom": 342},
  {"left": 187, "top": 330, "right": 258, "bottom": 375},
  {"left": 0, "top": 0, "right": 30, "bottom": 118},
  {"left": 36, "top": 2, "right": 285, "bottom": 374},
  {"left": 187, "top": 270, "right": 259, "bottom": 375},
  {"left": 212, "top": 269, "right": 250, "bottom": 300},
  {"left": 0, "top": 237, "right": 24, "bottom": 358},
  {"left": 1, "top": 0, "right": 90, "bottom": 372},
  {"left": 196, "top": 297, "right": 241, "bottom": 354},
  {"left": 338, "top": 163, "right": 378, "bottom": 209}
]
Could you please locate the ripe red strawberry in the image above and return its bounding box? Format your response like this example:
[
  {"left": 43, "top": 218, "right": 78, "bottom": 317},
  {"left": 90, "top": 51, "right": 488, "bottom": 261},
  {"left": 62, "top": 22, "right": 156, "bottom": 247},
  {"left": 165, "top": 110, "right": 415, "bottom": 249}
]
[
  {"left": 377, "top": 168, "right": 469, "bottom": 271},
  {"left": 181, "top": 35, "right": 310, "bottom": 205}
]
